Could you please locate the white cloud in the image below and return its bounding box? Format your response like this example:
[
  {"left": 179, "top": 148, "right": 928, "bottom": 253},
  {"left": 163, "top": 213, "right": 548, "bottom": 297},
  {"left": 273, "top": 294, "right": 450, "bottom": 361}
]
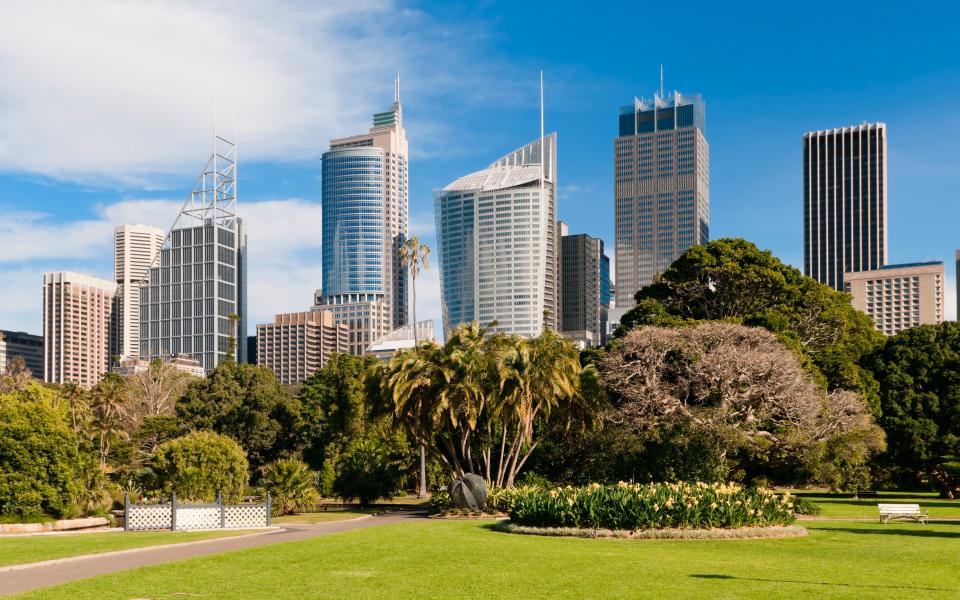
[{"left": 0, "top": 198, "right": 449, "bottom": 336}]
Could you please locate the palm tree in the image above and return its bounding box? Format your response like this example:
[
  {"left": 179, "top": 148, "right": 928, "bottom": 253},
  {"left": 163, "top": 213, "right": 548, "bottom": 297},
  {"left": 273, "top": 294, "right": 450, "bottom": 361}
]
[
  {"left": 89, "top": 373, "right": 131, "bottom": 469},
  {"left": 263, "top": 459, "right": 320, "bottom": 516},
  {"left": 397, "top": 236, "right": 431, "bottom": 496}
]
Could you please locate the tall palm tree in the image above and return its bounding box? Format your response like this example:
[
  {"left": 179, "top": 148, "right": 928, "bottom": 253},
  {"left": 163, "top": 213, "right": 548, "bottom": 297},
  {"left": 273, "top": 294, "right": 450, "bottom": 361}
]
[
  {"left": 397, "top": 236, "right": 431, "bottom": 496},
  {"left": 89, "top": 373, "right": 131, "bottom": 469}
]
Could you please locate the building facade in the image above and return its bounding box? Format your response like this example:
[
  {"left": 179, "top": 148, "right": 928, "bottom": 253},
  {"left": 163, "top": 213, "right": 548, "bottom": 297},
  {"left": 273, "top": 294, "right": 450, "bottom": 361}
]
[
  {"left": 0, "top": 330, "right": 44, "bottom": 379},
  {"left": 844, "top": 261, "right": 943, "bottom": 336},
  {"left": 140, "top": 136, "right": 247, "bottom": 373},
  {"left": 256, "top": 311, "right": 348, "bottom": 384},
  {"left": 365, "top": 320, "right": 437, "bottom": 360},
  {"left": 42, "top": 271, "right": 117, "bottom": 388},
  {"left": 114, "top": 224, "right": 165, "bottom": 360},
  {"left": 804, "top": 123, "right": 888, "bottom": 291},
  {"left": 435, "top": 133, "right": 558, "bottom": 339},
  {"left": 117, "top": 354, "right": 205, "bottom": 378},
  {"left": 560, "top": 232, "right": 610, "bottom": 347},
  {"left": 614, "top": 91, "right": 709, "bottom": 308},
  {"left": 316, "top": 80, "right": 408, "bottom": 353}
]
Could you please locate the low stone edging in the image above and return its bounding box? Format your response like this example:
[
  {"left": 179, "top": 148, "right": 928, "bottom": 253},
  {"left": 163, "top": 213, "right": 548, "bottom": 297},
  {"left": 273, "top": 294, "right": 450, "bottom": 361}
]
[
  {"left": 0, "top": 517, "right": 110, "bottom": 535},
  {"left": 495, "top": 521, "right": 808, "bottom": 540}
]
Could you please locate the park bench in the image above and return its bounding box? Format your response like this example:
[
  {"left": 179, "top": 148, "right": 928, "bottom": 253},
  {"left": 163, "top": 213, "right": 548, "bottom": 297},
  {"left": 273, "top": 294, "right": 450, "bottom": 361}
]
[
  {"left": 853, "top": 490, "right": 878, "bottom": 500},
  {"left": 878, "top": 503, "right": 928, "bottom": 524}
]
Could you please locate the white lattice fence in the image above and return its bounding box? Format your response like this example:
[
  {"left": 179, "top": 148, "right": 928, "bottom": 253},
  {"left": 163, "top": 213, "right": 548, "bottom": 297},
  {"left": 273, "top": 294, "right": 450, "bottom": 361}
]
[
  {"left": 224, "top": 505, "right": 268, "bottom": 529},
  {"left": 175, "top": 506, "right": 222, "bottom": 530},
  {"left": 127, "top": 504, "right": 172, "bottom": 531}
]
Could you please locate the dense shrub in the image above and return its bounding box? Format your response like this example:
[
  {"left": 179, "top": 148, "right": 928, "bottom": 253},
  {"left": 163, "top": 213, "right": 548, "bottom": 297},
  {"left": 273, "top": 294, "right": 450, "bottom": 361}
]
[
  {"left": 509, "top": 482, "right": 795, "bottom": 530},
  {"left": 0, "top": 384, "right": 81, "bottom": 519},
  {"left": 262, "top": 459, "right": 319, "bottom": 516},
  {"left": 333, "top": 441, "right": 402, "bottom": 505},
  {"left": 152, "top": 431, "right": 248, "bottom": 503}
]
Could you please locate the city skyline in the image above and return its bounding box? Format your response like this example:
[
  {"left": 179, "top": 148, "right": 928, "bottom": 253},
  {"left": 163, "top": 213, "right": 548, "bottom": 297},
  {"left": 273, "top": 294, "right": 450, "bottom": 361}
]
[{"left": 1, "top": 1, "right": 959, "bottom": 337}]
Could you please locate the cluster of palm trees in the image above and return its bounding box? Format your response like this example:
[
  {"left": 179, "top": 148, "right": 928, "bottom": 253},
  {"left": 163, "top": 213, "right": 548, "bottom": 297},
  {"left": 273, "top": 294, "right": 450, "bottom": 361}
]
[{"left": 366, "top": 322, "right": 603, "bottom": 489}]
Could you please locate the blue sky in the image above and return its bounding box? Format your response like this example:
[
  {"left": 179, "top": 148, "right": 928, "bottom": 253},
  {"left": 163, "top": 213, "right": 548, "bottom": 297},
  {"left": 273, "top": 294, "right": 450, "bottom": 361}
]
[{"left": 1, "top": 0, "right": 958, "bottom": 336}]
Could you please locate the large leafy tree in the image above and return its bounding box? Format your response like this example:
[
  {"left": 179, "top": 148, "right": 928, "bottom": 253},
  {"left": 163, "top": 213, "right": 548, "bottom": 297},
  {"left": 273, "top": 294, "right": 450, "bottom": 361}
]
[
  {"left": 152, "top": 431, "right": 248, "bottom": 503},
  {"left": 602, "top": 323, "right": 884, "bottom": 484},
  {"left": 865, "top": 322, "right": 960, "bottom": 497},
  {"left": 176, "top": 361, "right": 300, "bottom": 473},
  {"left": 616, "top": 238, "right": 883, "bottom": 409},
  {"left": 367, "top": 324, "right": 604, "bottom": 487}
]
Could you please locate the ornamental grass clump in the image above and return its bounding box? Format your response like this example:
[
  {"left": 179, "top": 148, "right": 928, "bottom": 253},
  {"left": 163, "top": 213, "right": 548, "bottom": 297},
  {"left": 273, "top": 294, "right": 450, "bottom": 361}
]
[{"left": 509, "top": 482, "right": 795, "bottom": 530}]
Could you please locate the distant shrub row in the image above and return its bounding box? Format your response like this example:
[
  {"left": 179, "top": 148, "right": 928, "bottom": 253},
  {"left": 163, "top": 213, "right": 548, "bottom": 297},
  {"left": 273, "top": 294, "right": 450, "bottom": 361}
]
[{"left": 508, "top": 482, "right": 795, "bottom": 530}]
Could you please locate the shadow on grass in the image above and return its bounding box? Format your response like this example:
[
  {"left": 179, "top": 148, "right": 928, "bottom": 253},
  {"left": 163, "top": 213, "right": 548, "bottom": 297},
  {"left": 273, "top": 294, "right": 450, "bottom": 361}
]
[
  {"left": 811, "top": 525, "right": 960, "bottom": 539},
  {"left": 690, "top": 574, "right": 958, "bottom": 593}
]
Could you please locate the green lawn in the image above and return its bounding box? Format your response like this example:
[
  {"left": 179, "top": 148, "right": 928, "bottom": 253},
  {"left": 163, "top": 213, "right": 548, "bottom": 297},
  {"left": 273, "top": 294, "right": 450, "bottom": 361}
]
[
  {"left": 0, "top": 530, "right": 261, "bottom": 568},
  {"left": 15, "top": 519, "right": 960, "bottom": 599},
  {"left": 802, "top": 492, "right": 960, "bottom": 519},
  {"left": 272, "top": 510, "right": 377, "bottom": 524}
]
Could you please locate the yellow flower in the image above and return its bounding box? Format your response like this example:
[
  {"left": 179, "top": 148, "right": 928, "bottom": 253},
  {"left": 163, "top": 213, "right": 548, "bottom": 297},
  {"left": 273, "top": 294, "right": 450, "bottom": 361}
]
[{"left": 710, "top": 502, "right": 718, "bottom": 509}]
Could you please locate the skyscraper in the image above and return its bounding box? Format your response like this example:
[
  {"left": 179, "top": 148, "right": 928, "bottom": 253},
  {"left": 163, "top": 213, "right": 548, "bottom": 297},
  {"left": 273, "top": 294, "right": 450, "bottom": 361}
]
[
  {"left": 0, "top": 330, "right": 44, "bottom": 379},
  {"left": 114, "top": 224, "right": 164, "bottom": 359},
  {"left": 256, "top": 311, "right": 348, "bottom": 384},
  {"left": 844, "top": 261, "right": 943, "bottom": 336},
  {"left": 614, "top": 91, "right": 709, "bottom": 308},
  {"left": 139, "top": 134, "right": 248, "bottom": 372},
  {"left": 42, "top": 271, "right": 117, "bottom": 387},
  {"left": 560, "top": 231, "right": 610, "bottom": 347},
  {"left": 315, "top": 79, "right": 408, "bottom": 354},
  {"left": 803, "top": 123, "right": 888, "bottom": 290},
  {"left": 435, "top": 133, "right": 558, "bottom": 338}
]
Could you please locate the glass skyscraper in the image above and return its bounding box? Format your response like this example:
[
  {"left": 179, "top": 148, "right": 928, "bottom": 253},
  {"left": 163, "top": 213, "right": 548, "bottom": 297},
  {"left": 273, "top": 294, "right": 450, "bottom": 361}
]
[
  {"left": 614, "top": 91, "right": 709, "bottom": 308},
  {"left": 139, "top": 135, "right": 248, "bottom": 372},
  {"left": 435, "top": 134, "right": 558, "bottom": 339},
  {"left": 315, "top": 80, "right": 408, "bottom": 355}
]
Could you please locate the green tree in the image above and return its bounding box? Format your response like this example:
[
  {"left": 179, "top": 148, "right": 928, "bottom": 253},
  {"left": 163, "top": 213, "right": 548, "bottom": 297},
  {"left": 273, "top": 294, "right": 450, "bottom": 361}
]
[
  {"left": 89, "top": 373, "right": 131, "bottom": 468},
  {"left": 865, "top": 322, "right": 960, "bottom": 497},
  {"left": 0, "top": 383, "right": 81, "bottom": 518},
  {"left": 333, "top": 440, "right": 403, "bottom": 505},
  {"left": 616, "top": 238, "right": 883, "bottom": 408},
  {"left": 152, "top": 431, "right": 248, "bottom": 502},
  {"left": 176, "top": 361, "right": 300, "bottom": 473},
  {"left": 261, "top": 459, "right": 320, "bottom": 516}
]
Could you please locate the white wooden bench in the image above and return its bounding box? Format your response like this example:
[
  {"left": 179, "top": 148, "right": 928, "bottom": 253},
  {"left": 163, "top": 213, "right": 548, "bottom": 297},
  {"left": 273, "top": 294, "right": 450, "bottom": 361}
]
[{"left": 878, "top": 503, "right": 928, "bottom": 524}]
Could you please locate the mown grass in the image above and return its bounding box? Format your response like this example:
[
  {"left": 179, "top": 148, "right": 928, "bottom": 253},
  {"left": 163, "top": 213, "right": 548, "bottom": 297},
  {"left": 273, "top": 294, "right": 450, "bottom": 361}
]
[
  {"left": 0, "top": 529, "right": 262, "bottom": 568},
  {"left": 15, "top": 519, "right": 960, "bottom": 599},
  {"left": 802, "top": 492, "right": 960, "bottom": 519}
]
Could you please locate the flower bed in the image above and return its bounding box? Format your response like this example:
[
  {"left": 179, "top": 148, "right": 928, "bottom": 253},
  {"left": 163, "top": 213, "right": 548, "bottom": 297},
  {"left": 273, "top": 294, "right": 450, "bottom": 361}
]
[
  {"left": 497, "top": 522, "right": 807, "bottom": 540},
  {"left": 509, "top": 482, "right": 795, "bottom": 530}
]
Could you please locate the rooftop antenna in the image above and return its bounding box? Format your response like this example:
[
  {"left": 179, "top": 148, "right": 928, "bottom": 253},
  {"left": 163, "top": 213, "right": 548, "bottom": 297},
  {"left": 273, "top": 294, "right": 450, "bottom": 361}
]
[
  {"left": 659, "top": 64, "right": 664, "bottom": 100},
  {"left": 540, "top": 69, "right": 544, "bottom": 183},
  {"left": 395, "top": 72, "right": 400, "bottom": 104}
]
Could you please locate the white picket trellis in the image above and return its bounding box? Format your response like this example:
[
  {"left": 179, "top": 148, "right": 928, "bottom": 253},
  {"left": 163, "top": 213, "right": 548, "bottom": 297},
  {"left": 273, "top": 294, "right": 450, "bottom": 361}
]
[{"left": 125, "top": 492, "right": 271, "bottom": 531}]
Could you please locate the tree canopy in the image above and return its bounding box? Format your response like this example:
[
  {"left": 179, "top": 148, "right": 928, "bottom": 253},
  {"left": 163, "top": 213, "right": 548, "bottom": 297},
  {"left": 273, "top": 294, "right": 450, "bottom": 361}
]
[
  {"left": 616, "top": 238, "right": 883, "bottom": 409},
  {"left": 865, "top": 322, "right": 960, "bottom": 497}
]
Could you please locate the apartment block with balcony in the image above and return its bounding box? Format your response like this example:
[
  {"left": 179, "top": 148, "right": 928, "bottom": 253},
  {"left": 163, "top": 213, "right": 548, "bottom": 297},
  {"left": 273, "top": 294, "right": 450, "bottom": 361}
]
[
  {"left": 844, "top": 261, "right": 943, "bottom": 336},
  {"left": 257, "top": 310, "right": 348, "bottom": 384}
]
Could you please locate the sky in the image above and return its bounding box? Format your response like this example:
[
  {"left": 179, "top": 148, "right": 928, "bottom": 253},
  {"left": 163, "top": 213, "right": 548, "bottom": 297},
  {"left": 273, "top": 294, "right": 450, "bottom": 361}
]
[{"left": 1, "top": 0, "right": 958, "bottom": 337}]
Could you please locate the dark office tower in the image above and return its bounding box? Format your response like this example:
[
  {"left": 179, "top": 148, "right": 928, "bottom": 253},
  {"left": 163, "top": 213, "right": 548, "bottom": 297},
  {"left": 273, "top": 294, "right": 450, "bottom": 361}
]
[
  {"left": 803, "top": 123, "right": 888, "bottom": 290},
  {"left": 561, "top": 233, "right": 610, "bottom": 347},
  {"left": 614, "top": 91, "right": 709, "bottom": 308}
]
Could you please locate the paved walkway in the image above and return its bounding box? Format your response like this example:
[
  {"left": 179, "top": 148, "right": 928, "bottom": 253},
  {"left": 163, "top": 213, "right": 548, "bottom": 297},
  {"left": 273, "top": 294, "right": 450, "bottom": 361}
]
[{"left": 0, "top": 512, "right": 420, "bottom": 596}]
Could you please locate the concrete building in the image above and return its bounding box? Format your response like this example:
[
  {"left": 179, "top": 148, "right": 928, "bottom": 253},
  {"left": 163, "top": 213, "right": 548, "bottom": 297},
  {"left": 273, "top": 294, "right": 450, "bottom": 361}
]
[
  {"left": 315, "top": 79, "right": 408, "bottom": 353},
  {"left": 0, "top": 330, "right": 44, "bottom": 379},
  {"left": 117, "top": 354, "right": 205, "bottom": 378},
  {"left": 804, "top": 123, "right": 888, "bottom": 291},
  {"left": 256, "top": 311, "right": 348, "bottom": 385},
  {"left": 365, "top": 320, "right": 437, "bottom": 360},
  {"left": 614, "top": 91, "right": 709, "bottom": 308},
  {"left": 844, "top": 261, "right": 943, "bottom": 336},
  {"left": 560, "top": 231, "right": 611, "bottom": 347},
  {"left": 140, "top": 136, "right": 247, "bottom": 372},
  {"left": 42, "top": 271, "right": 117, "bottom": 388},
  {"left": 435, "top": 133, "right": 559, "bottom": 338},
  {"left": 114, "top": 224, "right": 165, "bottom": 360}
]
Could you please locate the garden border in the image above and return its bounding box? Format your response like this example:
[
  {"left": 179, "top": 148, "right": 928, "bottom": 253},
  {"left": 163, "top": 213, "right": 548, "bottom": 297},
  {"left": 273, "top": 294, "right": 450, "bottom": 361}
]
[{"left": 495, "top": 521, "right": 808, "bottom": 540}]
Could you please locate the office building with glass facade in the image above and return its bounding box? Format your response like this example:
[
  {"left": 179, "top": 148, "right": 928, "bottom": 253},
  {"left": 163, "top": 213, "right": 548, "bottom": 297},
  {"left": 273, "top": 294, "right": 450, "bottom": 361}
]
[
  {"left": 0, "top": 330, "right": 44, "bottom": 379},
  {"left": 316, "top": 81, "right": 408, "bottom": 352},
  {"left": 803, "top": 123, "right": 888, "bottom": 290},
  {"left": 614, "top": 91, "right": 709, "bottom": 308},
  {"left": 435, "top": 133, "right": 558, "bottom": 339},
  {"left": 560, "top": 231, "right": 611, "bottom": 347}
]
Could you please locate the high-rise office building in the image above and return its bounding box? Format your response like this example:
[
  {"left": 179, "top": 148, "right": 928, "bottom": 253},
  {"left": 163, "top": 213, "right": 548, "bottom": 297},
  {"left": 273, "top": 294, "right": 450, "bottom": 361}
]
[
  {"left": 140, "top": 135, "right": 247, "bottom": 372},
  {"left": 844, "top": 262, "right": 943, "bottom": 336},
  {"left": 42, "top": 271, "right": 117, "bottom": 387},
  {"left": 114, "top": 224, "right": 165, "bottom": 360},
  {"left": 803, "top": 123, "right": 888, "bottom": 290},
  {"left": 256, "top": 311, "right": 348, "bottom": 384},
  {"left": 0, "top": 330, "right": 44, "bottom": 379},
  {"left": 435, "top": 133, "right": 558, "bottom": 338},
  {"left": 315, "top": 79, "right": 408, "bottom": 354},
  {"left": 614, "top": 91, "right": 709, "bottom": 308},
  {"left": 560, "top": 231, "right": 611, "bottom": 347}
]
